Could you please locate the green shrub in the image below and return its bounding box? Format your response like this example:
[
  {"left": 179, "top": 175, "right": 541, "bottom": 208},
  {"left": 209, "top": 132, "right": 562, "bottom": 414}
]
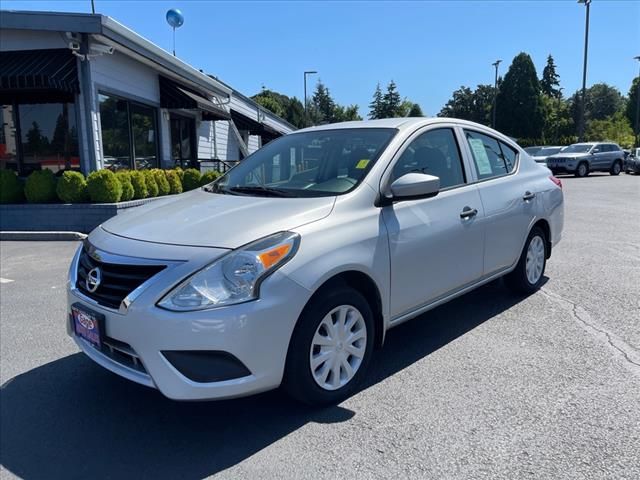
[
  {"left": 87, "top": 169, "right": 122, "bottom": 203},
  {"left": 129, "top": 170, "right": 148, "bottom": 199},
  {"left": 165, "top": 169, "right": 183, "bottom": 194},
  {"left": 25, "top": 169, "right": 57, "bottom": 203},
  {"left": 174, "top": 166, "right": 184, "bottom": 182},
  {"left": 182, "top": 168, "right": 202, "bottom": 191},
  {"left": 56, "top": 171, "right": 88, "bottom": 203},
  {"left": 115, "top": 171, "right": 134, "bottom": 201},
  {"left": 152, "top": 169, "right": 170, "bottom": 196},
  {"left": 200, "top": 170, "right": 221, "bottom": 186},
  {"left": 143, "top": 170, "right": 159, "bottom": 197},
  {"left": 0, "top": 169, "right": 24, "bottom": 203}
]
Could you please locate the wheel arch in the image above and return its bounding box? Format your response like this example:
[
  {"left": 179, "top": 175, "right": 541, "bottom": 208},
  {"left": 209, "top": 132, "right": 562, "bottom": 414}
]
[
  {"left": 296, "top": 270, "right": 386, "bottom": 349},
  {"left": 531, "top": 218, "right": 552, "bottom": 259}
]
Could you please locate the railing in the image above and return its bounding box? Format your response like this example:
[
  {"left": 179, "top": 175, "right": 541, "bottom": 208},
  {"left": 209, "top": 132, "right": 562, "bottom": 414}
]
[{"left": 199, "top": 159, "right": 240, "bottom": 173}]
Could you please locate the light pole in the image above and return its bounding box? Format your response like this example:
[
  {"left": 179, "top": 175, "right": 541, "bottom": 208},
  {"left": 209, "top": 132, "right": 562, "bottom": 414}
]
[
  {"left": 303, "top": 70, "right": 317, "bottom": 127},
  {"left": 634, "top": 56, "right": 640, "bottom": 148},
  {"left": 492, "top": 59, "right": 502, "bottom": 129},
  {"left": 577, "top": 0, "right": 591, "bottom": 142}
]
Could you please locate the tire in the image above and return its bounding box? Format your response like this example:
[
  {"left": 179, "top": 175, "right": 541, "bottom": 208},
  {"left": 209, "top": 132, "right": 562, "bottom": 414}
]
[
  {"left": 505, "top": 227, "right": 547, "bottom": 295},
  {"left": 283, "top": 286, "right": 375, "bottom": 406},
  {"left": 610, "top": 161, "right": 622, "bottom": 176},
  {"left": 575, "top": 162, "right": 589, "bottom": 177}
]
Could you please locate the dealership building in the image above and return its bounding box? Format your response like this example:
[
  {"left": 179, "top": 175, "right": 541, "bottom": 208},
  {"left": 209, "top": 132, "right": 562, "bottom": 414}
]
[{"left": 0, "top": 10, "right": 295, "bottom": 176}]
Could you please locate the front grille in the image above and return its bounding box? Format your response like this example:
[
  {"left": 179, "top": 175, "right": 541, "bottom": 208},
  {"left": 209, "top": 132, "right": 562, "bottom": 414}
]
[
  {"left": 76, "top": 247, "right": 165, "bottom": 309},
  {"left": 101, "top": 336, "right": 147, "bottom": 373}
]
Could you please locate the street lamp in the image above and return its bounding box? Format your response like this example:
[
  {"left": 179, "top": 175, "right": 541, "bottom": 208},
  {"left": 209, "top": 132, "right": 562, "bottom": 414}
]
[
  {"left": 577, "top": 0, "right": 592, "bottom": 142},
  {"left": 491, "top": 59, "right": 502, "bottom": 129},
  {"left": 303, "top": 70, "right": 317, "bottom": 126},
  {"left": 634, "top": 56, "right": 640, "bottom": 147}
]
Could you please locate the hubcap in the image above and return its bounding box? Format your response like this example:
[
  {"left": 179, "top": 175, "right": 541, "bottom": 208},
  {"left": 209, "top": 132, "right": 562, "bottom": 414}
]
[
  {"left": 578, "top": 164, "right": 587, "bottom": 176},
  {"left": 525, "top": 235, "right": 545, "bottom": 285},
  {"left": 309, "top": 305, "right": 367, "bottom": 391},
  {"left": 613, "top": 163, "right": 620, "bottom": 174}
]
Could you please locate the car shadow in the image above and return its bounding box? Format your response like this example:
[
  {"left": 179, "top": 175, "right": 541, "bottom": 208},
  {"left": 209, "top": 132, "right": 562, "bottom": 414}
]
[{"left": 0, "top": 278, "right": 541, "bottom": 479}]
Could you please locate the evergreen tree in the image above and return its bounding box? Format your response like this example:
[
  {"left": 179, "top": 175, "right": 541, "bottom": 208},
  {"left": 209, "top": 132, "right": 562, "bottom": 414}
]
[
  {"left": 381, "top": 80, "right": 402, "bottom": 118},
  {"left": 625, "top": 76, "right": 639, "bottom": 143},
  {"left": 408, "top": 103, "right": 424, "bottom": 117},
  {"left": 495, "top": 52, "right": 544, "bottom": 139},
  {"left": 541, "top": 55, "right": 562, "bottom": 99},
  {"left": 26, "top": 121, "right": 46, "bottom": 156},
  {"left": 368, "top": 83, "right": 384, "bottom": 119},
  {"left": 438, "top": 86, "right": 475, "bottom": 120},
  {"left": 311, "top": 81, "right": 337, "bottom": 124}
]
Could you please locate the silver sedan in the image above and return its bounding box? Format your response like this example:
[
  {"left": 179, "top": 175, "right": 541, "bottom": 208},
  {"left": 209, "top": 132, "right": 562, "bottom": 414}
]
[{"left": 67, "top": 118, "right": 564, "bottom": 405}]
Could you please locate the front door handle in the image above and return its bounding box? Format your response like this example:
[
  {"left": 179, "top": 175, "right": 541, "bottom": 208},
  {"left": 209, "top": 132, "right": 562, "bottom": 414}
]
[
  {"left": 460, "top": 206, "right": 478, "bottom": 219},
  {"left": 523, "top": 191, "right": 536, "bottom": 201}
]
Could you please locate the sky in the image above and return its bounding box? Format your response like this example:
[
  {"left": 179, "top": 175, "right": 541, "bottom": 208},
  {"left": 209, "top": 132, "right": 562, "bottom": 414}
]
[{"left": 3, "top": 0, "right": 640, "bottom": 117}]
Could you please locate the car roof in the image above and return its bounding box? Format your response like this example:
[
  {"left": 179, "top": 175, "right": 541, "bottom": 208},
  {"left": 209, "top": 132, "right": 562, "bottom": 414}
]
[{"left": 295, "top": 117, "right": 513, "bottom": 135}]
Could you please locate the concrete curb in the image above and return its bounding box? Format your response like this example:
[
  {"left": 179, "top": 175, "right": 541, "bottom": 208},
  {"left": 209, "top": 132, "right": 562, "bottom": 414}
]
[{"left": 0, "top": 231, "right": 87, "bottom": 241}]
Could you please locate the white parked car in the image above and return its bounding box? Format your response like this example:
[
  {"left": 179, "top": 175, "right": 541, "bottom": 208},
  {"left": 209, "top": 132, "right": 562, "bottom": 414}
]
[{"left": 67, "top": 118, "right": 564, "bottom": 405}]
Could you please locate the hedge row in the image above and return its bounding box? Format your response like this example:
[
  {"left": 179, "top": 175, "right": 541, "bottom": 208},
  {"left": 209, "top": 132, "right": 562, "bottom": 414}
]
[{"left": 0, "top": 167, "right": 221, "bottom": 204}]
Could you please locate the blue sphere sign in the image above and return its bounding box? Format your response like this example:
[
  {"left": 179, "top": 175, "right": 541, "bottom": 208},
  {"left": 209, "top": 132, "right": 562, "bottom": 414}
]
[{"left": 166, "top": 9, "right": 184, "bottom": 28}]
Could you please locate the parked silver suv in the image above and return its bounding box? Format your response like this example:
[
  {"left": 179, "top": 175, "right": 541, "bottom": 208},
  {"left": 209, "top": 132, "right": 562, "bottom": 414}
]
[{"left": 546, "top": 142, "right": 625, "bottom": 177}]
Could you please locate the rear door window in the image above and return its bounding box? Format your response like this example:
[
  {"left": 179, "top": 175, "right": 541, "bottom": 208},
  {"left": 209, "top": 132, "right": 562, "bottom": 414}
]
[{"left": 464, "top": 130, "right": 509, "bottom": 180}]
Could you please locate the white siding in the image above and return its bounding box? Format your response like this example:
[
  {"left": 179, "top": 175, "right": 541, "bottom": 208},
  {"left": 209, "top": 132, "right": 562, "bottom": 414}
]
[
  {"left": 197, "top": 120, "right": 216, "bottom": 160},
  {"left": 90, "top": 50, "right": 159, "bottom": 104},
  {"left": 247, "top": 135, "right": 261, "bottom": 154},
  {"left": 0, "top": 29, "right": 68, "bottom": 51},
  {"left": 213, "top": 121, "right": 230, "bottom": 161}
]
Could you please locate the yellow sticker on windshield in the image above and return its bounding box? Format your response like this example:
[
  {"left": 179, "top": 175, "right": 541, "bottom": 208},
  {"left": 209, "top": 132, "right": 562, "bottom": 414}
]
[{"left": 355, "top": 159, "right": 370, "bottom": 169}]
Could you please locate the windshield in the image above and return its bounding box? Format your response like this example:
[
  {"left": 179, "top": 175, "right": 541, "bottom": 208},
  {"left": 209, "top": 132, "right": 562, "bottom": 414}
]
[
  {"left": 209, "top": 128, "right": 397, "bottom": 197},
  {"left": 537, "top": 147, "right": 563, "bottom": 156},
  {"left": 563, "top": 144, "right": 593, "bottom": 154},
  {"left": 525, "top": 147, "right": 543, "bottom": 155}
]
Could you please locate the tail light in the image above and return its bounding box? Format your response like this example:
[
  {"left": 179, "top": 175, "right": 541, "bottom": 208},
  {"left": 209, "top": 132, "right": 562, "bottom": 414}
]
[{"left": 549, "top": 175, "right": 562, "bottom": 190}]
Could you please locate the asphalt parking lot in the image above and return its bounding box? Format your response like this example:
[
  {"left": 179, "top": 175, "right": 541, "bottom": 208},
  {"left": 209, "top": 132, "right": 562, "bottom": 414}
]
[{"left": 1, "top": 173, "right": 639, "bottom": 480}]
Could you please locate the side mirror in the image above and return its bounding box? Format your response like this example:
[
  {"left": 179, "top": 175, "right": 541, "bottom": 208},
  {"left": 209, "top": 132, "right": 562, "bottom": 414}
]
[
  {"left": 592, "top": 148, "right": 600, "bottom": 153},
  {"left": 389, "top": 173, "right": 440, "bottom": 202}
]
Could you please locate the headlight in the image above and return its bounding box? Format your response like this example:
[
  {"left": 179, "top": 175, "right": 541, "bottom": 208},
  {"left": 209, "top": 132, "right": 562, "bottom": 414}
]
[{"left": 157, "top": 231, "right": 300, "bottom": 311}]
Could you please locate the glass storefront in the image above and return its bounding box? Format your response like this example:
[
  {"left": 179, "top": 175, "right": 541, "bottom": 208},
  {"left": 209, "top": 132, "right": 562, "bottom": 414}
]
[
  {"left": 170, "top": 115, "right": 196, "bottom": 168},
  {"left": 0, "top": 103, "right": 79, "bottom": 175},
  {"left": 99, "top": 93, "right": 158, "bottom": 170}
]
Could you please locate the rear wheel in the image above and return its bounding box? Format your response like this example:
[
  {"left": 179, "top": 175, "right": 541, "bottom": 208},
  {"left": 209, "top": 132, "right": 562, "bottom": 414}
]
[
  {"left": 610, "top": 161, "right": 622, "bottom": 176},
  {"left": 575, "top": 162, "right": 589, "bottom": 177},
  {"left": 505, "top": 227, "right": 547, "bottom": 295},
  {"left": 283, "top": 286, "right": 374, "bottom": 406}
]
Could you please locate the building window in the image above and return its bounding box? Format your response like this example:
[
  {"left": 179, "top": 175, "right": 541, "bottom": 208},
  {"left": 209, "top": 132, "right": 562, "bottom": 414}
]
[
  {"left": 1, "top": 103, "right": 79, "bottom": 175},
  {"left": 98, "top": 93, "right": 158, "bottom": 170},
  {"left": 170, "top": 115, "right": 196, "bottom": 168}
]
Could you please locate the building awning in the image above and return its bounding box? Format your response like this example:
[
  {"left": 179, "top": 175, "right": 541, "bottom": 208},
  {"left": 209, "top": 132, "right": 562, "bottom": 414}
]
[
  {"left": 230, "top": 109, "right": 284, "bottom": 142},
  {"left": 0, "top": 48, "right": 80, "bottom": 104},
  {"left": 159, "top": 76, "right": 229, "bottom": 121}
]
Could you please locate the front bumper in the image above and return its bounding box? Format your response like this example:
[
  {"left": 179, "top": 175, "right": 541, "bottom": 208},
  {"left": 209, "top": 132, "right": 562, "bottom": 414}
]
[{"left": 67, "top": 235, "right": 312, "bottom": 401}]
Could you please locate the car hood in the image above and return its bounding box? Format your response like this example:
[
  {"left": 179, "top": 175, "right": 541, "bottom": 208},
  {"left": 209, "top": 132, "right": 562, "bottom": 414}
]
[{"left": 101, "top": 190, "right": 336, "bottom": 248}]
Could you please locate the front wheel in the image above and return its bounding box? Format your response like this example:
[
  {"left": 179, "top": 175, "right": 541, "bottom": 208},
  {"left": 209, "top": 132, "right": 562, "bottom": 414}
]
[
  {"left": 283, "top": 286, "right": 374, "bottom": 406},
  {"left": 505, "top": 227, "right": 547, "bottom": 295},
  {"left": 610, "top": 161, "right": 622, "bottom": 176},
  {"left": 575, "top": 162, "right": 589, "bottom": 177}
]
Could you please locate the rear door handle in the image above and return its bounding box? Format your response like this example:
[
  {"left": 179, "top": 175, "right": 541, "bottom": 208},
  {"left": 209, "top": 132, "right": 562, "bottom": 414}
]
[
  {"left": 460, "top": 206, "right": 478, "bottom": 219},
  {"left": 523, "top": 191, "right": 536, "bottom": 201}
]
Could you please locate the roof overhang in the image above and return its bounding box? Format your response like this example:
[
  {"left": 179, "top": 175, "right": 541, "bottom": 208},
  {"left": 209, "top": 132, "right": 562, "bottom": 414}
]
[
  {"left": 0, "top": 48, "right": 79, "bottom": 104},
  {"left": 160, "top": 76, "right": 230, "bottom": 121},
  {"left": 0, "top": 10, "right": 231, "bottom": 99}
]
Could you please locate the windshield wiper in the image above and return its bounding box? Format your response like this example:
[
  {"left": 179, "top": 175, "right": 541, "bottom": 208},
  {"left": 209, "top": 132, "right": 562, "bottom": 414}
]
[
  {"left": 202, "top": 184, "right": 237, "bottom": 195},
  {"left": 228, "top": 185, "right": 296, "bottom": 197}
]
